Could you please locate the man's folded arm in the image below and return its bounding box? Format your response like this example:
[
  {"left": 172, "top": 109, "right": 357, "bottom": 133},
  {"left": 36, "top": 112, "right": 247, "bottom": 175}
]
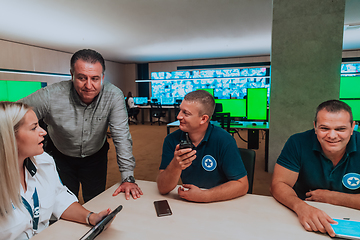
[{"left": 156, "top": 164, "right": 182, "bottom": 195}]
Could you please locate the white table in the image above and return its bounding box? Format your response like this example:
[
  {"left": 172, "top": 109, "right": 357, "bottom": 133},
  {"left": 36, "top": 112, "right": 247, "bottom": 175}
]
[{"left": 32, "top": 180, "right": 360, "bottom": 240}]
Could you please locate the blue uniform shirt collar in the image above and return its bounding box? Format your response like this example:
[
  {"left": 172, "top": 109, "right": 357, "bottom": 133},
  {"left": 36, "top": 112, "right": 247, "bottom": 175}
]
[
  {"left": 24, "top": 158, "right": 37, "bottom": 177},
  {"left": 312, "top": 129, "right": 357, "bottom": 155}
]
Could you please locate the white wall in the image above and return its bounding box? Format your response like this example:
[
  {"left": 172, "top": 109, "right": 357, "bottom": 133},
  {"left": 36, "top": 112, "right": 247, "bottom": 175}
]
[{"left": 0, "top": 39, "right": 127, "bottom": 90}]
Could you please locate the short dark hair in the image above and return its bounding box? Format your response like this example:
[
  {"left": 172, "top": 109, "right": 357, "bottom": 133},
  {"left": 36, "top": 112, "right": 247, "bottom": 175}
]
[
  {"left": 70, "top": 49, "right": 105, "bottom": 74},
  {"left": 314, "top": 100, "right": 353, "bottom": 125},
  {"left": 184, "top": 90, "right": 215, "bottom": 118}
]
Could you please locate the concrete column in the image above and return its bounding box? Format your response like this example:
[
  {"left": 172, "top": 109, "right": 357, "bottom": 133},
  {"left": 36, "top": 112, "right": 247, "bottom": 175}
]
[{"left": 268, "top": 0, "right": 345, "bottom": 172}]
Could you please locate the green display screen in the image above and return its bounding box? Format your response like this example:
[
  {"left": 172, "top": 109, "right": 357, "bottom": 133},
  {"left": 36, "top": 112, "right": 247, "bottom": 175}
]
[
  {"left": 247, "top": 88, "right": 267, "bottom": 121},
  {"left": 0, "top": 81, "right": 9, "bottom": 101},
  {"left": 0, "top": 80, "right": 45, "bottom": 101},
  {"left": 198, "top": 88, "right": 214, "bottom": 96},
  {"left": 214, "top": 99, "right": 246, "bottom": 118},
  {"left": 341, "top": 100, "right": 360, "bottom": 121},
  {"left": 340, "top": 76, "right": 360, "bottom": 99}
]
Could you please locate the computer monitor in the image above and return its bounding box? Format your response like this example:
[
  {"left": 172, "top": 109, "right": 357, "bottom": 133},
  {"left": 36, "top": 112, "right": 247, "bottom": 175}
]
[
  {"left": 133, "top": 97, "right": 148, "bottom": 105},
  {"left": 341, "top": 99, "right": 360, "bottom": 121},
  {"left": 0, "top": 80, "right": 46, "bottom": 101},
  {"left": 214, "top": 99, "right": 247, "bottom": 118},
  {"left": 340, "top": 76, "right": 360, "bottom": 99},
  {"left": 151, "top": 97, "right": 159, "bottom": 103},
  {"left": 174, "top": 97, "right": 183, "bottom": 105},
  {"left": 246, "top": 88, "right": 267, "bottom": 121},
  {"left": 160, "top": 97, "right": 175, "bottom": 105}
]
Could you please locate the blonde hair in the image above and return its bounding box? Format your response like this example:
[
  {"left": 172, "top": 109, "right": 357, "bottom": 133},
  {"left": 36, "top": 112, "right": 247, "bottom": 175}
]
[{"left": 0, "top": 101, "right": 31, "bottom": 220}]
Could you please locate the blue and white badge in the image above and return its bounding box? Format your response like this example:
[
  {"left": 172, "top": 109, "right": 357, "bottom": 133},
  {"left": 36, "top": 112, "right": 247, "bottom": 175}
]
[
  {"left": 202, "top": 155, "right": 217, "bottom": 171},
  {"left": 342, "top": 173, "right": 360, "bottom": 190}
]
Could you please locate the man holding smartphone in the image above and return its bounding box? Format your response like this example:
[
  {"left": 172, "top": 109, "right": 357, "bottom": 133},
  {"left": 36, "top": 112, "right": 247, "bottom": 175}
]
[{"left": 156, "top": 90, "right": 248, "bottom": 202}]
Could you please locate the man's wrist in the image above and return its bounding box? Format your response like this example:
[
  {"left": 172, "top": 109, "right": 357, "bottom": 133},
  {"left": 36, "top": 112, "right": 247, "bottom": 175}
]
[{"left": 122, "top": 176, "right": 135, "bottom": 184}]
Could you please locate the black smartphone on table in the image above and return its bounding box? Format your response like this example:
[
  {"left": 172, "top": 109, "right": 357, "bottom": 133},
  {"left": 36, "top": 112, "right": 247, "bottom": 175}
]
[{"left": 154, "top": 200, "right": 172, "bottom": 217}]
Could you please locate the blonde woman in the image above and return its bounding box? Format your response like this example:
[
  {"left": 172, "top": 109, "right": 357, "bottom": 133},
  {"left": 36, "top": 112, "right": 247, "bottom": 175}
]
[{"left": 0, "top": 102, "right": 110, "bottom": 240}]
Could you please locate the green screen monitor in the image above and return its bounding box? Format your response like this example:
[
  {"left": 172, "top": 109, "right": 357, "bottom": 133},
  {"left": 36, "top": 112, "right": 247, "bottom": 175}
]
[
  {"left": 341, "top": 99, "right": 360, "bottom": 121},
  {"left": 0, "top": 81, "right": 9, "bottom": 101},
  {"left": 247, "top": 88, "right": 268, "bottom": 121},
  {"left": 198, "top": 88, "right": 214, "bottom": 96},
  {"left": 214, "top": 99, "right": 246, "bottom": 118},
  {"left": 340, "top": 76, "right": 360, "bottom": 99},
  {"left": 0, "top": 80, "right": 45, "bottom": 101}
]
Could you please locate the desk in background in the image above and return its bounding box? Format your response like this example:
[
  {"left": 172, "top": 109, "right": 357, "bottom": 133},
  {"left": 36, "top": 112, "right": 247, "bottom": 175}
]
[
  {"left": 167, "top": 120, "right": 270, "bottom": 171},
  {"left": 139, "top": 105, "right": 176, "bottom": 124},
  {"left": 32, "top": 180, "right": 360, "bottom": 240}
]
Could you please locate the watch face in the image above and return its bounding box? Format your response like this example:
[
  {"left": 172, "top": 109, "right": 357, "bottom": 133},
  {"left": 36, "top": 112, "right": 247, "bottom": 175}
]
[{"left": 124, "top": 176, "right": 135, "bottom": 183}]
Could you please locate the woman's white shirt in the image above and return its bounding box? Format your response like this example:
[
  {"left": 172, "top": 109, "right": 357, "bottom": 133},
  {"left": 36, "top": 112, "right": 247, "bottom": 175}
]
[
  {"left": 0, "top": 152, "right": 78, "bottom": 240},
  {"left": 128, "top": 97, "right": 136, "bottom": 108}
]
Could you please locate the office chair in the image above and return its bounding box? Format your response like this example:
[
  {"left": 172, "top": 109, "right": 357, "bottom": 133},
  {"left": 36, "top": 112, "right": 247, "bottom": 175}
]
[
  {"left": 214, "top": 112, "right": 231, "bottom": 133},
  {"left": 128, "top": 108, "right": 139, "bottom": 125},
  {"left": 125, "top": 100, "right": 138, "bottom": 125},
  {"left": 174, "top": 99, "right": 182, "bottom": 117},
  {"left": 150, "top": 101, "right": 166, "bottom": 125},
  {"left": 238, "top": 148, "right": 256, "bottom": 194},
  {"left": 211, "top": 103, "right": 223, "bottom": 121}
]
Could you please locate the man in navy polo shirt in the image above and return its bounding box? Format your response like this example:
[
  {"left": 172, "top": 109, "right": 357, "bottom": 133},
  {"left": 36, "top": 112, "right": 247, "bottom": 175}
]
[
  {"left": 271, "top": 100, "right": 360, "bottom": 237},
  {"left": 156, "top": 90, "right": 248, "bottom": 203}
]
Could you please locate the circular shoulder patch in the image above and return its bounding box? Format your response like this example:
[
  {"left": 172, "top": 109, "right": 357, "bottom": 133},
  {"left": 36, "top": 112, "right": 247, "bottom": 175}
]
[
  {"left": 202, "top": 155, "right": 217, "bottom": 171},
  {"left": 342, "top": 173, "right": 360, "bottom": 190}
]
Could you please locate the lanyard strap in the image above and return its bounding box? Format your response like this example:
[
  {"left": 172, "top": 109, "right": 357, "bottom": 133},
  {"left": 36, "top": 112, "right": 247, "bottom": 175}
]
[{"left": 21, "top": 188, "right": 40, "bottom": 230}]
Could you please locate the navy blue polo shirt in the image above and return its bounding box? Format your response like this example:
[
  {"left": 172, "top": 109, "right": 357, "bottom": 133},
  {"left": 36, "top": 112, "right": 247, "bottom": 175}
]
[
  {"left": 277, "top": 129, "right": 360, "bottom": 200},
  {"left": 160, "top": 124, "right": 247, "bottom": 189}
]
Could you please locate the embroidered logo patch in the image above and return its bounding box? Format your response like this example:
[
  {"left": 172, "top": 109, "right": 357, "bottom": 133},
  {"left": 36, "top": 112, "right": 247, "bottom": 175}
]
[
  {"left": 342, "top": 173, "right": 360, "bottom": 190},
  {"left": 202, "top": 155, "right": 217, "bottom": 171}
]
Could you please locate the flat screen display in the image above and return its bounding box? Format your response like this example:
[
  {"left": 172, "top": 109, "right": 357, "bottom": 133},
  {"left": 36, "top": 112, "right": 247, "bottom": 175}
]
[
  {"left": 339, "top": 76, "right": 360, "bottom": 99},
  {"left": 160, "top": 97, "right": 175, "bottom": 105},
  {"left": 247, "top": 88, "right": 267, "bottom": 121},
  {"left": 151, "top": 97, "right": 159, "bottom": 103},
  {"left": 0, "top": 80, "right": 46, "bottom": 101},
  {"left": 341, "top": 100, "right": 360, "bottom": 121},
  {"left": 134, "top": 97, "right": 148, "bottom": 105},
  {"left": 214, "top": 99, "right": 247, "bottom": 118}
]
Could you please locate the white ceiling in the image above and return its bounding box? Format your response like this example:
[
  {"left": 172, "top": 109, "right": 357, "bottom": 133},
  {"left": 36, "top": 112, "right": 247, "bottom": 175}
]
[{"left": 0, "top": 0, "right": 359, "bottom": 63}]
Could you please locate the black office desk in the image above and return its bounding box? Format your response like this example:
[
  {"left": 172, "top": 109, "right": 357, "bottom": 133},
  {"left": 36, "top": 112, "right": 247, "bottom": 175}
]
[
  {"left": 139, "top": 105, "right": 176, "bottom": 124},
  {"left": 167, "top": 120, "right": 270, "bottom": 172}
]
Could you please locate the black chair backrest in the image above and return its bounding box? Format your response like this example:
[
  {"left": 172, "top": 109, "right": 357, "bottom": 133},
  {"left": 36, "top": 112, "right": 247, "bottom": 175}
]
[
  {"left": 211, "top": 103, "right": 223, "bottom": 121},
  {"left": 214, "top": 112, "right": 231, "bottom": 133},
  {"left": 238, "top": 148, "right": 256, "bottom": 194},
  {"left": 215, "top": 103, "right": 223, "bottom": 112}
]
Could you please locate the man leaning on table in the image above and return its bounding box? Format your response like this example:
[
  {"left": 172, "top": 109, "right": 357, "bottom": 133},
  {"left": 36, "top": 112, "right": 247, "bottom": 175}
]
[
  {"left": 156, "top": 90, "right": 248, "bottom": 202},
  {"left": 271, "top": 100, "right": 360, "bottom": 237},
  {"left": 21, "top": 49, "right": 142, "bottom": 202}
]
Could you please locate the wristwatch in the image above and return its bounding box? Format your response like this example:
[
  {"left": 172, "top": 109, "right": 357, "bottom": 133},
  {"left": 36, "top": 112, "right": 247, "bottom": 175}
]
[{"left": 122, "top": 176, "right": 135, "bottom": 184}]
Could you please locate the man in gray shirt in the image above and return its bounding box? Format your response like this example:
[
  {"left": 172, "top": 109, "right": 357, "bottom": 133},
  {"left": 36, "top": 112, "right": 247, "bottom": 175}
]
[{"left": 21, "top": 49, "right": 142, "bottom": 202}]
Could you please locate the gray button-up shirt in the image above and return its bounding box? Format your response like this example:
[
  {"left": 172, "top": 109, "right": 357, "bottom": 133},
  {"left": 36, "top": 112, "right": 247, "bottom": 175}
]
[{"left": 21, "top": 80, "right": 135, "bottom": 180}]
